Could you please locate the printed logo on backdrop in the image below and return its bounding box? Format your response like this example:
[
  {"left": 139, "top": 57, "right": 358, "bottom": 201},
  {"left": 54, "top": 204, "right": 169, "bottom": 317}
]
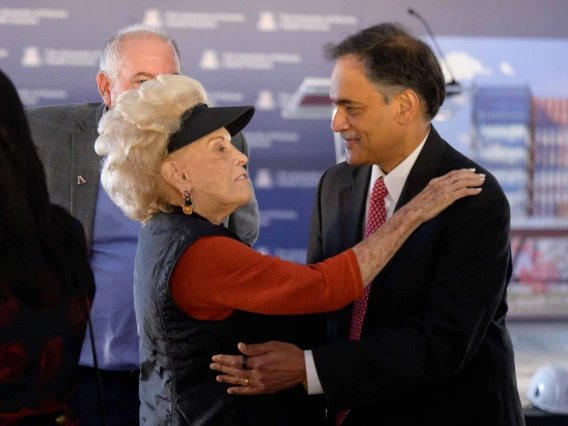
[
  {"left": 257, "top": 11, "right": 358, "bottom": 32},
  {"left": 200, "top": 50, "right": 220, "bottom": 70},
  {"left": 142, "top": 9, "right": 245, "bottom": 29},
  {"left": 245, "top": 131, "right": 300, "bottom": 149},
  {"left": 17, "top": 89, "right": 68, "bottom": 107},
  {"left": 255, "top": 169, "right": 274, "bottom": 189},
  {"left": 207, "top": 91, "right": 245, "bottom": 107},
  {"left": 259, "top": 209, "right": 299, "bottom": 227},
  {"left": 256, "top": 91, "right": 276, "bottom": 111},
  {"left": 255, "top": 91, "right": 292, "bottom": 111},
  {"left": 21, "top": 47, "right": 100, "bottom": 68},
  {"left": 0, "top": 8, "right": 68, "bottom": 26},
  {"left": 199, "top": 50, "right": 301, "bottom": 70},
  {"left": 257, "top": 12, "right": 277, "bottom": 32},
  {"left": 246, "top": 131, "right": 300, "bottom": 149},
  {"left": 143, "top": 9, "right": 162, "bottom": 27},
  {"left": 254, "top": 168, "right": 323, "bottom": 189},
  {"left": 21, "top": 47, "right": 41, "bottom": 67}
]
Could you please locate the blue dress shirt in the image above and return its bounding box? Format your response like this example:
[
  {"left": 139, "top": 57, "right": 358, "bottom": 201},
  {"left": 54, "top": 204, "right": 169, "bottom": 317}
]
[{"left": 79, "top": 181, "right": 141, "bottom": 370}]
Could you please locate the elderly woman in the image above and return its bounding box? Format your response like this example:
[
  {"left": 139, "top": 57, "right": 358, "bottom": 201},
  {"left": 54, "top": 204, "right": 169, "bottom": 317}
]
[{"left": 94, "top": 74, "right": 482, "bottom": 426}]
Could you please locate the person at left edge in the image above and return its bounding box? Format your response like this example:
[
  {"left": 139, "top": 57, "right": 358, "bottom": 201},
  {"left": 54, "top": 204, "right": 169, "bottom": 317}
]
[
  {"left": 0, "top": 68, "right": 95, "bottom": 425},
  {"left": 25, "top": 24, "right": 259, "bottom": 426}
]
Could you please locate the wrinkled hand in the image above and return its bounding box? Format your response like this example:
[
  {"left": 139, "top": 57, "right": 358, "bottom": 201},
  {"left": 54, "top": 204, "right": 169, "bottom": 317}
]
[
  {"left": 210, "top": 341, "right": 306, "bottom": 395},
  {"left": 413, "top": 168, "right": 484, "bottom": 222}
]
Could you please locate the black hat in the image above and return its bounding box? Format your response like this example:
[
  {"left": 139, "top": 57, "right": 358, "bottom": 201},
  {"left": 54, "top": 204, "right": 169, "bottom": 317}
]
[{"left": 167, "top": 103, "right": 255, "bottom": 153}]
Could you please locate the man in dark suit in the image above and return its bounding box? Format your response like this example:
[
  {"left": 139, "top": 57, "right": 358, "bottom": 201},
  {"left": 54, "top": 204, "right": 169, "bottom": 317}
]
[
  {"left": 210, "top": 22, "right": 524, "bottom": 426},
  {"left": 26, "top": 24, "right": 259, "bottom": 426}
]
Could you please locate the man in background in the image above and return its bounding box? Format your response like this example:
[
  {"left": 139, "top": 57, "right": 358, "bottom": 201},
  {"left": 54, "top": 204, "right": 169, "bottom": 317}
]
[{"left": 27, "top": 24, "right": 259, "bottom": 426}]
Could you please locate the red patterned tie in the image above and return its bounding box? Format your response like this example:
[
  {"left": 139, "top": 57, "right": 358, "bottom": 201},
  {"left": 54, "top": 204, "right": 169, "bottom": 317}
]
[{"left": 336, "top": 177, "right": 388, "bottom": 426}]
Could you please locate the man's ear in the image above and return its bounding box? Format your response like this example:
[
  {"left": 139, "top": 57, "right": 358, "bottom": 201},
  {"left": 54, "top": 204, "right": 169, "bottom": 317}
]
[
  {"left": 395, "top": 89, "right": 421, "bottom": 125},
  {"left": 161, "top": 160, "right": 189, "bottom": 192},
  {"left": 96, "top": 72, "right": 112, "bottom": 108}
]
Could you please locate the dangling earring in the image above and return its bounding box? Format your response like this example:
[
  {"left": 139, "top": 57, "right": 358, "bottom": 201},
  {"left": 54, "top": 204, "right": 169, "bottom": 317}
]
[{"left": 183, "top": 190, "right": 193, "bottom": 215}]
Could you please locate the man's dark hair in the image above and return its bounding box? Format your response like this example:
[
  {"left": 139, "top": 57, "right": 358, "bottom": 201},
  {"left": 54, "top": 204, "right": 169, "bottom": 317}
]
[{"left": 324, "top": 22, "right": 446, "bottom": 121}]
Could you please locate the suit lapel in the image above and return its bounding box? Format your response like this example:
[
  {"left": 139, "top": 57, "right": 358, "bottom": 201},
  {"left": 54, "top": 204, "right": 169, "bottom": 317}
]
[
  {"left": 395, "top": 126, "right": 446, "bottom": 212},
  {"left": 70, "top": 103, "right": 105, "bottom": 248},
  {"left": 339, "top": 165, "right": 371, "bottom": 249},
  {"left": 329, "top": 165, "right": 372, "bottom": 342}
]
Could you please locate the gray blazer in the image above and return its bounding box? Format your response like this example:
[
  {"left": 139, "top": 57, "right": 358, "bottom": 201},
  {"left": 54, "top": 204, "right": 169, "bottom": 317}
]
[{"left": 26, "top": 102, "right": 260, "bottom": 248}]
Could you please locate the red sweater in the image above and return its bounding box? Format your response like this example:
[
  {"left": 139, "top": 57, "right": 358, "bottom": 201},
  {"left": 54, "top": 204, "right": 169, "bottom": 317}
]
[{"left": 170, "top": 236, "right": 362, "bottom": 321}]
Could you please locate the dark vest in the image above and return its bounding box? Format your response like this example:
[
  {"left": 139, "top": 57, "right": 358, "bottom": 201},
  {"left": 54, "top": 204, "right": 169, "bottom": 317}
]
[{"left": 135, "top": 211, "right": 326, "bottom": 426}]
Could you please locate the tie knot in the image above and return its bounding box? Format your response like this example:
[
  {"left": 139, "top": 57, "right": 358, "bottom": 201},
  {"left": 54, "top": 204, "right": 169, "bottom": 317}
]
[{"left": 371, "top": 177, "right": 388, "bottom": 201}]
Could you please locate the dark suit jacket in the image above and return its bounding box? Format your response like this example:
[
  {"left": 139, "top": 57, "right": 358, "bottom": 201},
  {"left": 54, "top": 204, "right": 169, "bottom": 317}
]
[
  {"left": 25, "top": 102, "right": 259, "bottom": 248},
  {"left": 307, "top": 127, "right": 525, "bottom": 426}
]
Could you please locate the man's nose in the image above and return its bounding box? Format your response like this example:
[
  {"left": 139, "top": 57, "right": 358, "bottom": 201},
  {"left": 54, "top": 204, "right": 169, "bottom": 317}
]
[{"left": 331, "top": 108, "right": 348, "bottom": 133}]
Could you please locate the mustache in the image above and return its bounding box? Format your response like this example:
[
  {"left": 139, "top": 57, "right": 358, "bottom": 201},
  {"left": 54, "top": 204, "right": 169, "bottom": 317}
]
[{"left": 341, "top": 131, "right": 361, "bottom": 140}]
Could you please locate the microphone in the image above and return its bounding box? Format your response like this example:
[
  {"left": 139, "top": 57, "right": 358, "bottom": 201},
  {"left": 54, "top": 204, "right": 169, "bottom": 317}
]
[{"left": 407, "top": 8, "right": 462, "bottom": 96}]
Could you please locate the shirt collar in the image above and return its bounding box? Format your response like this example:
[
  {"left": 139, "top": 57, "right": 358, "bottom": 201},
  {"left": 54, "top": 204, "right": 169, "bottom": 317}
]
[{"left": 369, "top": 128, "right": 430, "bottom": 208}]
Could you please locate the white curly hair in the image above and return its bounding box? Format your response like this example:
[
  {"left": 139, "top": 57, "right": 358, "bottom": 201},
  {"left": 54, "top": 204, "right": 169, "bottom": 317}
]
[{"left": 94, "top": 73, "right": 209, "bottom": 222}]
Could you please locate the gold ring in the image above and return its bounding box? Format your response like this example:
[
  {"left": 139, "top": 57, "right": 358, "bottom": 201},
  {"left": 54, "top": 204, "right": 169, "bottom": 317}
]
[{"left": 244, "top": 378, "right": 249, "bottom": 387}]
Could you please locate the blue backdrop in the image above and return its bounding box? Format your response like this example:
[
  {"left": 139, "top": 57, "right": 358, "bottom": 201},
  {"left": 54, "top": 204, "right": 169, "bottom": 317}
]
[{"left": 2, "top": 1, "right": 568, "bottom": 318}]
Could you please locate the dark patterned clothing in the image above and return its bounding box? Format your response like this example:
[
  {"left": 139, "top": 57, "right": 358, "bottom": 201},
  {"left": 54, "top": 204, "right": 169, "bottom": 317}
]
[{"left": 0, "top": 206, "right": 96, "bottom": 426}]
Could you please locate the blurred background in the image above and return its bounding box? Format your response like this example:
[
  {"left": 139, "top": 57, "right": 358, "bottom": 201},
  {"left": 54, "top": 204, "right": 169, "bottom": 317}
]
[{"left": 1, "top": 0, "right": 566, "bottom": 412}]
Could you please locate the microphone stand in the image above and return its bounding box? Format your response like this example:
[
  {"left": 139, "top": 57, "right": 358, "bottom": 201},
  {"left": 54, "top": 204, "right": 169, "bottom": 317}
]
[{"left": 407, "top": 8, "right": 462, "bottom": 96}]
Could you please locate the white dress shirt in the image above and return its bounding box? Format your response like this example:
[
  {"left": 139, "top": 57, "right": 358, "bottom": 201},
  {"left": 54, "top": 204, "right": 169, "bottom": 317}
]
[{"left": 304, "top": 130, "right": 429, "bottom": 394}]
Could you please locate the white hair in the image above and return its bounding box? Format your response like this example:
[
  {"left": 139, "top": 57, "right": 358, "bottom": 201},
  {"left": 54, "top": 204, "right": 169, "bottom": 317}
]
[
  {"left": 99, "top": 23, "right": 182, "bottom": 82},
  {"left": 94, "top": 74, "right": 209, "bottom": 222}
]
